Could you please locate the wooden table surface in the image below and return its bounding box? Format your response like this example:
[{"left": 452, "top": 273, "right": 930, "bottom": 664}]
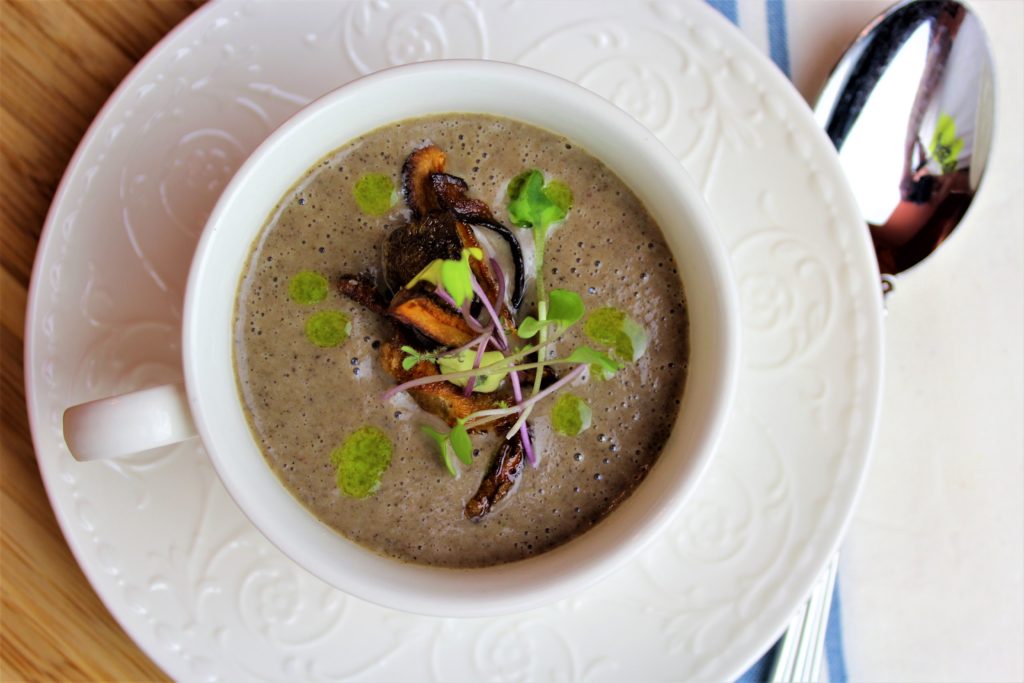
[{"left": 1, "top": 2, "right": 203, "bottom": 679}]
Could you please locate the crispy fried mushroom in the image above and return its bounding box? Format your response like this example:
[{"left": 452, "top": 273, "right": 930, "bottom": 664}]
[
  {"left": 465, "top": 427, "right": 530, "bottom": 519},
  {"left": 401, "top": 145, "right": 447, "bottom": 218}
]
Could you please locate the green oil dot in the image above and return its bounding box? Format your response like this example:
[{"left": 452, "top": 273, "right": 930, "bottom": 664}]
[
  {"left": 584, "top": 307, "right": 649, "bottom": 362},
  {"left": 354, "top": 173, "right": 397, "bottom": 216},
  {"left": 330, "top": 426, "right": 393, "bottom": 498},
  {"left": 305, "top": 310, "right": 351, "bottom": 348},
  {"left": 551, "top": 393, "right": 593, "bottom": 437},
  {"left": 545, "top": 179, "right": 574, "bottom": 212},
  {"left": 288, "top": 270, "right": 329, "bottom": 305}
]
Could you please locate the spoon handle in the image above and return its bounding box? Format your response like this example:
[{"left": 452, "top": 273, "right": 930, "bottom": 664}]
[{"left": 769, "top": 553, "right": 840, "bottom": 682}]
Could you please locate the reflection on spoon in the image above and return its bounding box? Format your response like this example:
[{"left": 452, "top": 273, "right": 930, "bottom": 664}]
[{"left": 814, "top": 0, "right": 995, "bottom": 277}]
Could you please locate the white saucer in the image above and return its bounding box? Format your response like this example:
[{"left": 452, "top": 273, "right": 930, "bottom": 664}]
[{"left": 25, "top": 1, "right": 883, "bottom": 679}]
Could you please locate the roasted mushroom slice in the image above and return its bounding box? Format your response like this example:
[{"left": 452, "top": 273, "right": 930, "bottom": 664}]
[
  {"left": 465, "top": 427, "right": 530, "bottom": 519},
  {"left": 387, "top": 285, "right": 477, "bottom": 348},
  {"left": 337, "top": 273, "right": 388, "bottom": 315},
  {"left": 382, "top": 211, "right": 464, "bottom": 296},
  {"left": 402, "top": 144, "right": 447, "bottom": 218}
]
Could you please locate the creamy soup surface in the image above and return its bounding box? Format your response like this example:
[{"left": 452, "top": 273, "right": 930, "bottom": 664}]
[{"left": 234, "top": 114, "right": 688, "bottom": 568}]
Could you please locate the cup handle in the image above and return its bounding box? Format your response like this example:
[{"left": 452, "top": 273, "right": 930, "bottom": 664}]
[{"left": 62, "top": 384, "right": 198, "bottom": 461}]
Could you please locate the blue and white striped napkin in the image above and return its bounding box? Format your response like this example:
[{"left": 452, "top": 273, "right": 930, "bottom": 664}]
[{"left": 705, "top": 2, "right": 848, "bottom": 681}]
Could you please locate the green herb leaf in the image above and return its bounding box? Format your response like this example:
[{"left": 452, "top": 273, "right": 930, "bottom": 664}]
[
  {"left": 547, "top": 288, "right": 585, "bottom": 328},
  {"left": 422, "top": 425, "right": 457, "bottom": 477},
  {"left": 440, "top": 253, "right": 474, "bottom": 307},
  {"left": 550, "top": 393, "right": 593, "bottom": 436},
  {"left": 405, "top": 248, "right": 483, "bottom": 308},
  {"left": 400, "top": 345, "right": 420, "bottom": 370},
  {"left": 507, "top": 169, "right": 573, "bottom": 233},
  {"left": 517, "top": 316, "right": 546, "bottom": 339},
  {"left": 507, "top": 170, "right": 544, "bottom": 228},
  {"left": 517, "top": 290, "right": 583, "bottom": 338},
  {"left": 437, "top": 350, "right": 508, "bottom": 393},
  {"left": 330, "top": 426, "right": 393, "bottom": 498},
  {"left": 288, "top": 270, "right": 329, "bottom": 305},
  {"left": 449, "top": 421, "right": 473, "bottom": 466},
  {"left": 400, "top": 345, "right": 438, "bottom": 370},
  {"left": 566, "top": 345, "right": 622, "bottom": 380},
  {"left": 929, "top": 112, "right": 965, "bottom": 174},
  {"left": 583, "top": 307, "right": 649, "bottom": 362}
]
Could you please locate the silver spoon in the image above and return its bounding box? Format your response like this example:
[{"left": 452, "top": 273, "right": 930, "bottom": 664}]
[
  {"left": 770, "top": 1, "right": 994, "bottom": 680},
  {"left": 815, "top": 0, "right": 995, "bottom": 294}
]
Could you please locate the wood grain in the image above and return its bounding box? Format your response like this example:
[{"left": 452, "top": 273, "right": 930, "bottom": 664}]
[{"left": 1, "top": 2, "right": 203, "bottom": 680}]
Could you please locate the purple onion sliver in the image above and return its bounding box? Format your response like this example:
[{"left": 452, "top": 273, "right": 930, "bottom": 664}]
[
  {"left": 460, "top": 298, "right": 485, "bottom": 333},
  {"left": 463, "top": 335, "right": 490, "bottom": 396},
  {"left": 524, "top": 363, "right": 586, "bottom": 408},
  {"left": 472, "top": 277, "right": 507, "bottom": 350},
  {"left": 434, "top": 285, "right": 457, "bottom": 308},
  {"left": 446, "top": 327, "right": 493, "bottom": 359},
  {"left": 520, "top": 423, "right": 536, "bottom": 466},
  {"left": 509, "top": 367, "right": 524, "bottom": 402},
  {"left": 381, "top": 372, "right": 446, "bottom": 402}
]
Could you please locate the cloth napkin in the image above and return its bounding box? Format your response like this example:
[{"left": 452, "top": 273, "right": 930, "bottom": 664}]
[{"left": 704, "top": 1, "right": 849, "bottom": 681}]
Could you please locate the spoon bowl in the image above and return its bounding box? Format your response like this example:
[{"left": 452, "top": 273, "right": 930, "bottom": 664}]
[{"left": 814, "top": 0, "right": 995, "bottom": 277}]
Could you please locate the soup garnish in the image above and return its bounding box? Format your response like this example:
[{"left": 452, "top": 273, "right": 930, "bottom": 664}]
[{"left": 339, "top": 144, "right": 643, "bottom": 519}]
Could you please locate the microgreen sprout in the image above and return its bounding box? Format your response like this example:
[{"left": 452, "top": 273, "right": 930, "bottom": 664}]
[
  {"left": 381, "top": 169, "right": 644, "bottom": 479},
  {"left": 400, "top": 345, "right": 438, "bottom": 371},
  {"left": 422, "top": 420, "right": 473, "bottom": 477},
  {"left": 405, "top": 247, "right": 484, "bottom": 308},
  {"left": 517, "top": 288, "right": 584, "bottom": 338},
  {"left": 507, "top": 169, "right": 574, "bottom": 341},
  {"left": 507, "top": 170, "right": 574, "bottom": 432}
]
